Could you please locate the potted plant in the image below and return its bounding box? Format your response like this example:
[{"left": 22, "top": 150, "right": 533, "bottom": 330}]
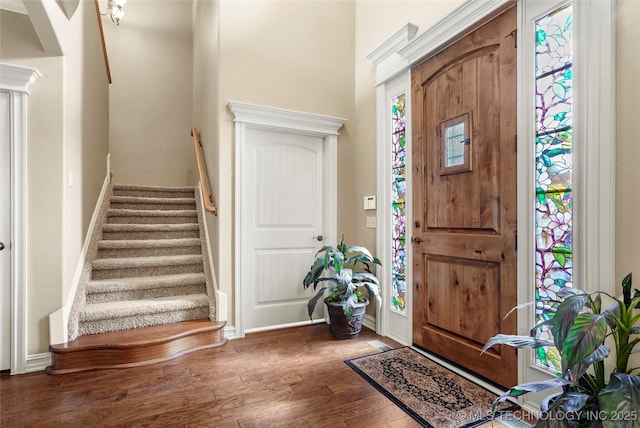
[
  {"left": 483, "top": 273, "right": 640, "bottom": 427},
  {"left": 302, "top": 236, "right": 381, "bottom": 339}
]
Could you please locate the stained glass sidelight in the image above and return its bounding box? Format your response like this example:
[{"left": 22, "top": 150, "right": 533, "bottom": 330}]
[
  {"left": 534, "top": 4, "right": 573, "bottom": 372},
  {"left": 391, "top": 94, "right": 407, "bottom": 314}
]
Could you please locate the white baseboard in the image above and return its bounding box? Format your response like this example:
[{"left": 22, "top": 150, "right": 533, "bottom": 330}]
[
  {"left": 384, "top": 331, "right": 411, "bottom": 346},
  {"left": 25, "top": 352, "right": 51, "bottom": 373},
  {"left": 363, "top": 314, "right": 376, "bottom": 331},
  {"left": 224, "top": 325, "right": 237, "bottom": 340},
  {"left": 244, "top": 318, "right": 326, "bottom": 335}
]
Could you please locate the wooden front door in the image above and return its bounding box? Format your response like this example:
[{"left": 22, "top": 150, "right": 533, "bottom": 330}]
[{"left": 411, "top": 6, "right": 517, "bottom": 388}]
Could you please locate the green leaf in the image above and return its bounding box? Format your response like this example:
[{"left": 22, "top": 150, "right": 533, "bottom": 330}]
[
  {"left": 306, "top": 287, "right": 326, "bottom": 319},
  {"left": 581, "top": 344, "right": 610, "bottom": 366},
  {"left": 362, "top": 283, "right": 380, "bottom": 303},
  {"left": 548, "top": 392, "right": 590, "bottom": 414},
  {"left": 598, "top": 373, "right": 640, "bottom": 427},
  {"left": 303, "top": 257, "right": 325, "bottom": 288},
  {"left": 589, "top": 293, "right": 602, "bottom": 314},
  {"left": 490, "top": 378, "right": 570, "bottom": 415},
  {"left": 561, "top": 313, "right": 608, "bottom": 382},
  {"left": 554, "top": 252, "right": 566, "bottom": 267},
  {"left": 482, "top": 334, "right": 554, "bottom": 354},
  {"left": 504, "top": 301, "right": 535, "bottom": 319},
  {"left": 346, "top": 245, "right": 373, "bottom": 258},
  {"left": 352, "top": 272, "right": 379, "bottom": 284},
  {"left": 333, "top": 251, "right": 344, "bottom": 274},
  {"left": 553, "top": 293, "right": 590, "bottom": 352}
]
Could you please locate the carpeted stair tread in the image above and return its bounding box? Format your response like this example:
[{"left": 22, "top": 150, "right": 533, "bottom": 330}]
[
  {"left": 102, "top": 223, "right": 200, "bottom": 232},
  {"left": 65, "top": 182, "right": 219, "bottom": 354},
  {"left": 110, "top": 196, "right": 196, "bottom": 205},
  {"left": 79, "top": 294, "right": 209, "bottom": 322},
  {"left": 112, "top": 184, "right": 195, "bottom": 193},
  {"left": 97, "top": 238, "right": 201, "bottom": 250},
  {"left": 107, "top": 209, "right": 198, "bottom": 217},
  {"left": 93, "top": 254, "right": 203, "bottom": 271},
  {"left": 87, "top": 273, "right": 206, "bottom": 294}
]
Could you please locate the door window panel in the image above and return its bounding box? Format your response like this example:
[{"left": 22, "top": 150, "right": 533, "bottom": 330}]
[
  {"left": 391, "top": 94, "right": 407, "bottom": 314},
  {"left": 534, "top": 3, "right": 573, "bottom": 372}
]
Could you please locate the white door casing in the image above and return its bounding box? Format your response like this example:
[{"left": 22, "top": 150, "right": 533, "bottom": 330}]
[
  {"left": 229, "top": 101, "right": 345, "bottom": 337},
  {"left": 1, "top": 91, "right": 11, "bottom": 371},
  {"left": 0, "top": 63, "right": 40, "bottom": 374}
]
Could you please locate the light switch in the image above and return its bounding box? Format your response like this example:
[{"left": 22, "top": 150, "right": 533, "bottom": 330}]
[
  {"left": 364, "top": 195, "right": 376, "bottom": 210},
  {"left": 366, "top": 216, "right": 377, "bottom": 228}
]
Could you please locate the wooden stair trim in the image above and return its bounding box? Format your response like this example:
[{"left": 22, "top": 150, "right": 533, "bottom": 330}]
[{"left": 47, "top": 320, "right": 226, "bottom": 375}]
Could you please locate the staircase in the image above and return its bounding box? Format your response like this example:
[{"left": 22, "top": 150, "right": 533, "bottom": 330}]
[{"left": 47, "top": 184, "right": 226, "bottom": 374}]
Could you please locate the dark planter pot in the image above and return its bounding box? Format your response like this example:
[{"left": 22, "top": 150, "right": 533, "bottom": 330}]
[
  {"left": 540, "top": 393, "right": 583, "bottom": 428},
  {"left": 325, "top": 298, "right": 368, "bottom": 339}
]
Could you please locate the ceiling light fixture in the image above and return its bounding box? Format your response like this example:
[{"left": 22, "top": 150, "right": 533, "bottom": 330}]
[{"left": 102, "top": 0, "right": 127, "bottom": 25}]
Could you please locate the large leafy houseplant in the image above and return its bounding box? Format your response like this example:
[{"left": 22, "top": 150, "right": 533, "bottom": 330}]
[
  {"left": 483, "top": 273, "right": 640, "bottom": 427},
  {"left": 302, "top": 236, "right": 381, "bottom": 319}
]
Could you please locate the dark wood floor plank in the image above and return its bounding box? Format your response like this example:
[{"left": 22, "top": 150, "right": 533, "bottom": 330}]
[{"left": 1, "top": 325, "right": 417, "bottom": 427}]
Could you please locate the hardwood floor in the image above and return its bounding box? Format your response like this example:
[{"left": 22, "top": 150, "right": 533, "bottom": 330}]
[{"left": 1, "top": 325, "right": 423, "bottom": 427}]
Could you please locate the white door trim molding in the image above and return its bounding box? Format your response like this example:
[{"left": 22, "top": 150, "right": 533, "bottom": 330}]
[
  {"left": 398, "top": 0, "right": 515, "bottom": 67},
  {"left": 0, "top": 63, "right": 41, "bottom": 374},
  {"left": 228, "top": 101, "right": 345, "bottom": 338}
]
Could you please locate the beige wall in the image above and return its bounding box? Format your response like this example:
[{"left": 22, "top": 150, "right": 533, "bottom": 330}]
[
  {"left": 1, "top": 10, "right": 65, "bottom": 355},
  {"left": 106, "top": 0, "right": 194, "bottom": 187},
  {"left": 1, "top": 0, "right": 109, "bottom": 354},
  {"left": 194, "top": 0, "right": 356, "bottom": 323},
  {"left": 192, "top": 0, "right": 221, "bottom": 301},
  {"left": 616, "top": 0, "right": 640, "bottom": 286}
]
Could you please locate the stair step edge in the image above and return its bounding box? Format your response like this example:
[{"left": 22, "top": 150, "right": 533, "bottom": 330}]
[
  {"left": 97, "top": 238, "right": 201, "bottom": 249},
  {"left": 112, "top": 184, "right": 195, "bottom": 193},
  {"left": 107, "top": 209, "right": 198, "bottom": 217},
  {"left": 79, "top": 294, "right": 210, "bottom": 321},
  {"left": 110, "top": 196, "right": 196, "bottom": 204},
  {"left": 102, "top": 223, "right": 200, "bottom": 231},
  {"left": 87, "top": 273, "right": 206, "bottom": 292},
  {"left": 49, "top": 320, "right": 227, "bottom": 353},
  {"left": 92, "top": 254, "right": 203, "bottom": 270}
]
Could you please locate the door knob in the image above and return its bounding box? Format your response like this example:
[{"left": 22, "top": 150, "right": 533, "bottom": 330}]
[
  {"left": 313, "top": 235, "right": 324, "bottom": 242},
  {"left": 0, "top": 242, "right": 4, "bottom": 251}
]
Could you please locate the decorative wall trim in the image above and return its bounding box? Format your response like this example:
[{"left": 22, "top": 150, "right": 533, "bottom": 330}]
[
  {"left": 229, "top": 101, "right": 345, "bottom": 338},
  {"left": 223, "top": 326, "right": 237, "bottom": 341},
  {"left": 367, "top": 23, "right": 419, "bottom": 65},
  {"left": 227, "top": 101, "right": 346, "bottom": 137},
  {"left": 0, "top": 64, "right": 41, "bottom": 94},
  {"left": 573, "top": 0, "right": 616, "bottom": 295},
  {"left": 245, "top": 319, "right": 327, "bottom": 335},
  {"left": 363, "top": 314, "right": 376, "bottom": 332},
  {"left": 25, "top": 352, "right": 51, "bottom": 373},
  {"left": 398, "top": 0, "right": 515, "bottom": 67},
  {"left": 1, "top": 63, "right": 40, "bottom": 374}
]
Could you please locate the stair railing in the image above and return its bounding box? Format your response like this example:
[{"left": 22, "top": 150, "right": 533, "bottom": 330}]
[{"left": 191, "top": 127, "right": 218, "bottom": 216}]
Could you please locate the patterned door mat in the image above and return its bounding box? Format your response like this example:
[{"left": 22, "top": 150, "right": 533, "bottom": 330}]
[{"left": 346, "top": 347, "right": 519, "bottom": 428}]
